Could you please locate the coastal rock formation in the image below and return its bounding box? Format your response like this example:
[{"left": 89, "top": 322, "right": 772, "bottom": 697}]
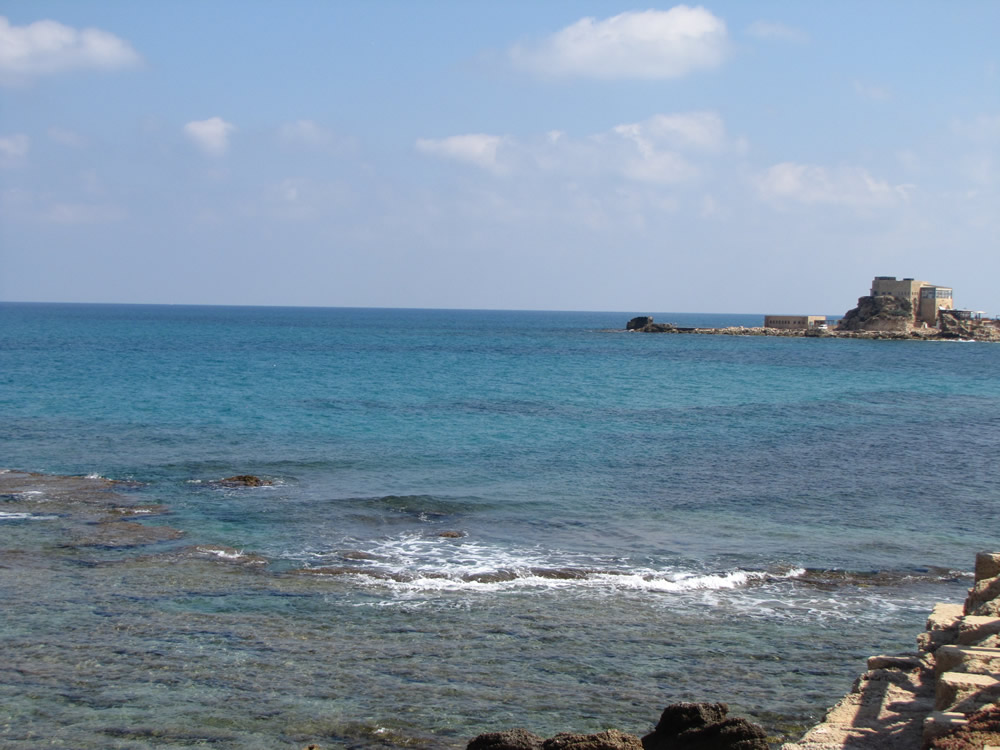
[
  {"left": 939, "top": 311, "right": 1000, "bottom": 341},
  {"left": 626, "top": 316, "right": 677, "bottom": 333},
  {"left": 467, "top": 704, "right": 766, "bottom": 750},
  {"left": 837, "top": 295, "right": 913, "bottom": 332},
  {"left": 783, "top": 550, "right": 1000, "bottom": 750}
]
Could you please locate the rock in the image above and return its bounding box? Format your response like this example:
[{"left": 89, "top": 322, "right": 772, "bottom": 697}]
[
  {"left": 976, "top": 552, "right": 1000, "bottom": 582},
  {"left": 218, "top": 475, "right": 272, "bottom": 487},
  {"left": 643, "top": 704, "right": 767, "bottom": 750},
  {"left": 439, "top": 530, "right": 464, "bottom": 538},
  {"left": 837, "top": 295, "right": 913, "bottom": 332},
  {"left": 648, "top": 702, "right": 729, "bottom": 738},
  {"left": 543, "top": 730, "right": 642, "bottom": 750},
  {"left": 467, "top": 729, "right": 545, "bottom": 750},
  {"left": 625, "top": 316, "right": 677, "bottom": 333},
  {"left": 964, "top": 575, "right": 1000, "bottom": 614}
]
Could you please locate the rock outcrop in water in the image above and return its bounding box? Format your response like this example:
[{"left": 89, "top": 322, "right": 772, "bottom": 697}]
[
  {"left": 466, "top": 703, "right": 767, "bottom": 750},
  {"left": 626, "top": 316, "right": 677, "bottom": 333}
]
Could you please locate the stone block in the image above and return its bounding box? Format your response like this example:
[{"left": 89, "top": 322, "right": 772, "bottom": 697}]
[
  {"left": 867, "top": 654, "right": 922, "bottom": 671},
  {"left": 966, "top": 576, "right": 1000, "bottom": 614},
  {"left": 958, "top": 616, "right": 1000, "bottom": 645},
  {"left": 934, "top": 645, "right": 1000, "bottom": 676},
  {"left": 935, "top": 671, "right": 1000, "bottom": 713},
  {"left": 976, "top": 552, "right": 1000, "bottom": 582},
  {"left": 927, "top": 602, "right": 964, "bottom": 630}
]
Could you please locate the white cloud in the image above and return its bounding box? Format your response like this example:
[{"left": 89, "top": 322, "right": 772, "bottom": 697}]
[
  {"left": 0, "top": 133, "right": 29, "bottom": 166},
  {"left": 416, "top": 134, "right": 507, "bottom": 172},
  {"left": 183, "top": 117, "right": 236, "bottom": 156},
  {"left": 509, "top": 6, "right": 728, "bottom": 79},
  {"left": 756, "top": 162, "right": 912, "bottom": 207},
  {"left": 746, "top": 21, "right": 808, "bottom": 43},
  {"left": 417, "top": 112, "right": 739, "bottom": 186},
  {"left": 0, "top": 15, "right": 140, "bottom": 85}
]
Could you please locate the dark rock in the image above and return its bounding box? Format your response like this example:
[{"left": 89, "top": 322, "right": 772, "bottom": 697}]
[
  {"left": 439, "top": 530, "right": 464, "bottom": 538},
  {"left": 651, "top": 702, "right": 729, "bottom": 736},
  {"left": 543, "top": 729, "right": 643, "bottom": 750},
  {"left": 643, "top": 704, "right": 767, "bottom": 750},
  {"left": 626, "top": 316, "right": 653, "bottom": 330},
  {"left": 467, "top": 728, "right": 545, "bottom": 750},
  {"left": 219, "top": 475, "right": 272, "bottom": 486}
]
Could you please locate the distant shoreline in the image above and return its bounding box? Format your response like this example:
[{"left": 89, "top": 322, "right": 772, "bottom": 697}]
[{"left": 625, "top": 325, "right": 997, "bottom": 342}]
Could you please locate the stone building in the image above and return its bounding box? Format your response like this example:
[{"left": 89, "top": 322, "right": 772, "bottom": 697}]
[
  {"left": 763, "top": 315, "right": 827, "bottom": 330},
  {"left": 870, "top": 276, "right": 953, "bottom": 326}
]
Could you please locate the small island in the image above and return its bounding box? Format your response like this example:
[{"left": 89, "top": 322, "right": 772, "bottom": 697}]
[{"left": 627, "top": 276, "right": 1000, "bottom": 342}]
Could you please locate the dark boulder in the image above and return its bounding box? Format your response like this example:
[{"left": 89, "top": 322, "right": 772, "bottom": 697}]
[
  {"left": 543, "top": 730, "right": 643, "bottom": 750},
  {"left": 626, "top": 316, "right": 654, "bottom": 330},
  {"left": 642, "top": 704, "right": 767, "bottom": 750},
  {"left": 467, "top": 729, "right": 545, "bottom": 750}
]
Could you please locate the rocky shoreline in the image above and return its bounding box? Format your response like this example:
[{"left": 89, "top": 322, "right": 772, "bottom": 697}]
[
  {"left": 625, "top": 316, "right": 1000, "bottom": 342},
  {"left": 465, "top": 552, "right": 1000, "bottom": 750}
]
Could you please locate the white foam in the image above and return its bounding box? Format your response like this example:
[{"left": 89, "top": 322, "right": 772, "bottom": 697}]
[
  {"left": 0, "top": 511, "right": 59, "bottom": 521},
  {"left": 300, "top": 532, "right": 807, "bottom": 596},
  {"left": 196, "top": 546, "right": 247, "bottom": 560}
]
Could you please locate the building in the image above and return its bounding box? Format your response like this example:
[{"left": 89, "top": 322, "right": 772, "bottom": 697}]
[
  {"left": 870, "top": 276, "right": 953, "bottom": 326},
  {"left": 764, "top": 315, "right": 827, "bottom": 330}
]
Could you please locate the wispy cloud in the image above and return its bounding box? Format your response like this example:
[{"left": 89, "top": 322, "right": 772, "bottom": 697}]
[
  {"left": 183, "top": 117, "right": 236, "bottom": 157},
  {"left": 746, "top": 21, "right": 808, "bottom": 43},
  {"left": 416, "top": 134, "right": 507, "bottom": 172},
  {"left": 417, "top": 112, "right": 740, "bottom": 186},
  {"left": 509, "top": 6, "right": 728, "bottom": 80},
  {"left": 48, "top": 127, "right": 87, "bottom": 147},
  {"left": 0, "top": 15, "right": 140, "bottom": 86},
  {"left": 756, "top": 162, "right": 911, "bottom": 207},
  {"left": 0, "top": 133, "right": 29, "bottom": 166}
]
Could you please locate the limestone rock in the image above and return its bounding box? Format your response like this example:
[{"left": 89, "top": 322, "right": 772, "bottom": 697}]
[
  {"left": 648, "top": 702, "right": 729, "bottom": 738},
  {"left": 468, "top": 729, "right": 545, "bottom": 750},
  {"left": 543, "top": 730, "right": 642, "bottom": 750},
  {"left": 625, "top": 316, "right": 677, "bottom": 333},
  {"left": 964, "top": 576, "right": 1000, "bottom": 614},
  {"left": 975, "top": 552, "right": 1000, "bottom": 582},
  {"left": 626, "top": 316, "right": 653, "bottom": 330},
  {"left": 837, "top": 295, "right": 913, "bottom": 332}
]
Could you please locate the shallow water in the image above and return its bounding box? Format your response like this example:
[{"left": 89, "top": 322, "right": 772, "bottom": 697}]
[{"left": 1, "top": 303, "right": 997, "bottom": 748}]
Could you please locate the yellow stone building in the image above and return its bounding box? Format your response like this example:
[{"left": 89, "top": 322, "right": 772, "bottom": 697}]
[{"left": 870, "top": 276, "right": 953, "bottom": 326}]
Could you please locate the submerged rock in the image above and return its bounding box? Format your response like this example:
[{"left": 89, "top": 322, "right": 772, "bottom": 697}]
[
  {"left": 218, "top": 475, "right": 272, "bottom": 487},
  {"left": 468, "top": 728, "right": 545, "bottom": 750},
  {"left": 543, "top": 730, "right": 642, "bottom": 750}
]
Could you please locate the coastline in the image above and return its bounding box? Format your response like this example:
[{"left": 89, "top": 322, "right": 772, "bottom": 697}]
[{"left": 625, "top": 324, "right": 1000, "bottom": 342}]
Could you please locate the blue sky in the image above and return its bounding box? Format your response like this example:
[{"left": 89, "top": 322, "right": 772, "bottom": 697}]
[{"left": 1, "top": 1, "right": 998, "bottom": 314}]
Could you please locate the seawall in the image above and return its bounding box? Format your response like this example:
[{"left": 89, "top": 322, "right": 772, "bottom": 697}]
[{"left": 781, "top": 551, "right": 1000, "bottom": 749}]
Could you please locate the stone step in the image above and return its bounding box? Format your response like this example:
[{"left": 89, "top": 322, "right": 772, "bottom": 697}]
[
  {"left": 934, "top": 644, "right": 1000, "bottom": 676},
  {"left": 957, "top": 616, "right": 1000, "bottom": 645},
  {"left": 935, "top": 671, "right": 1000, "bottom": 713}
]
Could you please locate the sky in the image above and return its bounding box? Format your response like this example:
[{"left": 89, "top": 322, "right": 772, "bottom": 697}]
[{"left": 1, "top": 1, "right": 998, "bottom": 314}]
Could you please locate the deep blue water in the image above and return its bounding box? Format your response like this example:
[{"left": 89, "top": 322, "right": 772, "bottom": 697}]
[{"left": 1, "top": 302, "right": 998, "bottom": 749}]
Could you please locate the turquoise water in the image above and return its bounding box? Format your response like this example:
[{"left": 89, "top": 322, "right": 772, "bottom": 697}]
[{"left": 1, "top": 302, "right": 998, "bottom": 748}]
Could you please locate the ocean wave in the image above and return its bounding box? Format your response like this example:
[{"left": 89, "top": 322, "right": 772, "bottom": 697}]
[{"left": 0, "top": 511, "right": 59, "bottom": 521}]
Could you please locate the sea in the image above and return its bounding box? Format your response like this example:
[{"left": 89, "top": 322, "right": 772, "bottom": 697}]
[{"left": 1, "top": 302, "right": 998, "bottom": 750}]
